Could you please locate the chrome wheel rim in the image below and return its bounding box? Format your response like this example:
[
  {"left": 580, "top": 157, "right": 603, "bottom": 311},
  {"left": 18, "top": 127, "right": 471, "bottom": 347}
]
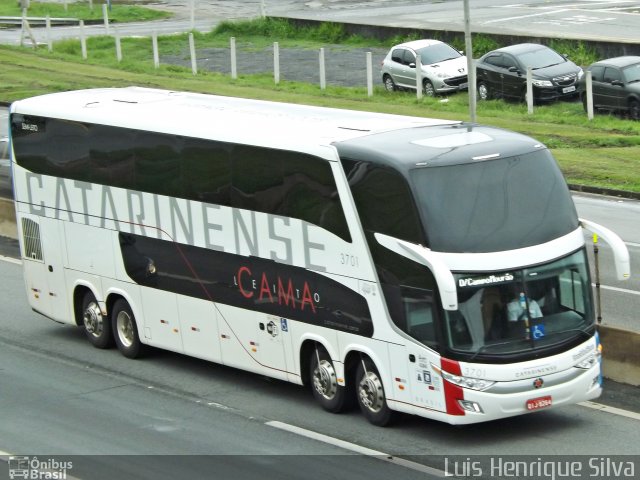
[
  {"left": 312, "top": 359, "right": 338, "bottom": 401},
  {"left": 384, "top": 77, "right": 394, "bottom": 92},
  {"left": 478, "top": 84, "right": 488, "bottom": 100},
  {"left": 116, "top": 310, "right": 134, "bottom": 348},
  {"left": 359, "top": 371, "right": 385, "bottom": 413},
  {"left": 83, "top": 301, "right": 103, "bottom": 338},
  {"left": 424, "top": 82, "right": 435, "bottom": 97}
]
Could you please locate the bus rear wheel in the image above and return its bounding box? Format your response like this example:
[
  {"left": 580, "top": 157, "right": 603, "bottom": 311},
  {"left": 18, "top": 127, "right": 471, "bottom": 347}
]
[
  {"left": 82, "top": 291, "right": 113, "bottom": 349},
  {"left": 310, "top": 345, "right": 348, "bottom": 413},
  {"left": 112, "top": 299, "right": 144, "bottom": 359},
  {"left": 356, "top": 358, "right": 393, "bottom": 426}
]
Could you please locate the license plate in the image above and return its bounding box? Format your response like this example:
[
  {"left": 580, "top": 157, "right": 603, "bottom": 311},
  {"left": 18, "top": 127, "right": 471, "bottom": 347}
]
[
  {"left": 526, "top": 395, "right": 552, "bottom": 411},
  {"left": 562, "top": 85, "right": 576, "bottom": 94}
]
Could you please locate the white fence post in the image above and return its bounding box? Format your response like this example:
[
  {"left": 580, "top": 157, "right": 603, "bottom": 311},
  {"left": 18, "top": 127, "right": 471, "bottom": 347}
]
[
  {"left": 366, "top": 51, "right": 373, "bottom": 97},
  {"left": 260, "top": 0, "right": 266, "bottom": 18},
  {"left": 115, "top": 27, "right": 122, "bottom": 63},
  {"left": 319, "top": 48, "right": 326, "bottom": 90},
  {"left": 230, "top": 37, "right": 237, "bottom": 79},
  {"left": 46, "top": 15, "right": 52, "bottom": 52},
  {"left": 89, "top": 0, "right": 94, "bottom": 11},
  {"left": 63, "top": 0, "right": 68, "bottom": 12},
  {"left": 189, "top": 32, "right": 197, "bottom": 75},
  {"left": 526, "top": 67, "right": 534, "bottom": 114},
  {"left": 273, "top": 41, "right": 280, "bottom": 85},
  {"left": 190, "top": 0, "right": 195, "bottom": 31},
  {"left": 152, "top": 31, "right": 159, "bottom": 69},
  {"left": 80, "top": 20, "right": 87, "bottom": 60},
  {"left": 415, "top": 54, "right": 423, "bottom": 100},
  {"left": 102, "top": 4, "right": 110, "bottom": 35},
  {"left": 586, "top": 70, "right": 594, "bottom": 121}
]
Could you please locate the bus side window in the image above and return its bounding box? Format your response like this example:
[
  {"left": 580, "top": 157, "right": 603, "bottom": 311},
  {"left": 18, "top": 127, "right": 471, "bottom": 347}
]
[{"left": 558, "top": 269, "right": 586, "bottom": 314}]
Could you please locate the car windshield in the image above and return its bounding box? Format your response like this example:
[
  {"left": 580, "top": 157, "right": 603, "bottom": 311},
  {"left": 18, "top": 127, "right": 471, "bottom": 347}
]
[
  {"left": 622, "top": 62, "right": 640, "bottom": 83},
  {"left": 517, "top": 47, "right": 566, "bottom": 70},
  {"left": 415, "top": 43, "right": 462, "bottom": 65},
  {"left": 444, "top": 249, "right": 593, "bottom": 356},
  {"left": 410, "top": 150, "right": 579, "bottom": 253}
]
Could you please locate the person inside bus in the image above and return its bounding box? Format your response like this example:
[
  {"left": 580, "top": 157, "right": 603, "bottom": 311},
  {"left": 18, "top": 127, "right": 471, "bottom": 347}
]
[{"left": 507, "top": 288, "right": 543, "bottom": 322}]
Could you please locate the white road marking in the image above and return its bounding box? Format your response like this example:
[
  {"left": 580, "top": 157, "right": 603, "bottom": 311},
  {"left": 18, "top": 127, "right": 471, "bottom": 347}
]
[
  {"left": 579, "top": 401, "right": 640, "bottom": 421},
  {"left": 595, "top": 284, "right": 640, "bottom": 296},
  {"left": 266, "top": 420, "right": 447, "bottom": 477},
  {"left": 0, "top": 255, "right": 21, "bottom": 265},
  {"left": 483, "top": 8, "right": 571, "bottom": 24}
]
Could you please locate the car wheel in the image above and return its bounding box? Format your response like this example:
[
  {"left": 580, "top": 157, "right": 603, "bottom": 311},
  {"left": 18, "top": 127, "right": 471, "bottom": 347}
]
[
  {"left": 630, "top": 100, "right": 640, "bottom": 120},
  {"left": 477, "top": 81, "right": 491, "bottom": 101},
  {"left": 383, "top": 75, "right": 397, "bottom": 92},
  {"left": 422, "top": 79, "right": 436, "bottom": 97}
]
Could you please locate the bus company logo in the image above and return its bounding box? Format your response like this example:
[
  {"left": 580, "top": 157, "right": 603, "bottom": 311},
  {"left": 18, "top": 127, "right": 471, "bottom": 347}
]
[
  {"left": 515, "top": 364, "right": 557, "bottom": 378},
  {"left": 458, "top": 273, "right": 514, "bottom": 288},
  {"left": 8, "top": 456, "right": 73, "bottom": 480},
  {"left": 234, "top": 266, "right": 320, "bottom": 313}
]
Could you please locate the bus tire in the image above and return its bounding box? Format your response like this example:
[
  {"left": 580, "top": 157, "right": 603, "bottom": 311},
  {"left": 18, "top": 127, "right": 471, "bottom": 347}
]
[
  {"left": 82, "top": 291, "right": 113, "bottom": 349},
  {"left": 356, "top": 357, "right": 393, "bottom": 426},
  {"left": 112, "top": 299, "right": 144, "bottom": 359},
  {"left": 310, "top": 345, "right": 348, "bottom": 413}
]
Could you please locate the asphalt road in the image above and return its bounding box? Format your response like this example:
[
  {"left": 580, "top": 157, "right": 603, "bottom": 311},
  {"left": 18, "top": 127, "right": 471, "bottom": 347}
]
[
  {"left": 0, "top": 255, "right": 638, "bottom": 480},
  {"left": 2, "top": 0, "right": 640, "bottom": 46}
]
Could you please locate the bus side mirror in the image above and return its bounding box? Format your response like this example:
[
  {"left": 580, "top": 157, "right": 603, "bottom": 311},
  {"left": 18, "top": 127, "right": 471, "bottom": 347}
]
[
  {"left": 375, "top": 233, "right": 458, "bottom": 310},
  {"left": 580, "top": 218, "right": 630, "bottom": 281}
]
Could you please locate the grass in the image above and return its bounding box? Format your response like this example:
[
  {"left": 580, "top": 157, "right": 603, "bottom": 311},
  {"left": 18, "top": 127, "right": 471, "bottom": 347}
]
[
  {"left": 1, "top": 17, "right": 638, "bottom": 194},
  {"left": 0, "top": 0, "right": 170, "bottom": 23}
]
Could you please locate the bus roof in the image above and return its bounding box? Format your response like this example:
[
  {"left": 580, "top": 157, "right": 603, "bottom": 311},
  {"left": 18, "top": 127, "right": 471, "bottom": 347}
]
[
  {"left": 11, "top": 87, "right": 544, "bottom": 167},
  {"left": 10, "top": 87, "right": 456, "bottom": 152}
]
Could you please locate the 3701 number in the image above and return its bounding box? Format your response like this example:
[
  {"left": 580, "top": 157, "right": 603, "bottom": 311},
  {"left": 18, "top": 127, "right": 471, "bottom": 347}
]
[{"left": 340, "top": 253, "right": 359, "bottom": 267}]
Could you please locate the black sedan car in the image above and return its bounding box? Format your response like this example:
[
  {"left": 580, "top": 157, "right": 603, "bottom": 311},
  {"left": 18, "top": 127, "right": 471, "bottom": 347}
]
[
  {"left": 476, "top": 43, "right": 583, "bottom": 103},
  {"left": 578, "top": 56, "right": 640, "bottom": 120}
]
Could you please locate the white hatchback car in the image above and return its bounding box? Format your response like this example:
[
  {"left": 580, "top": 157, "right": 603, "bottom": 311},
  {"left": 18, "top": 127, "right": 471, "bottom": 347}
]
[{"left": 381, "top": 39, "right": 468, "bottom": 96}]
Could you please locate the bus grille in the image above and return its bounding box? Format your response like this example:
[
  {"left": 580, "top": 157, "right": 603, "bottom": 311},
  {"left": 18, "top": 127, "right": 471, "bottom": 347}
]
[{"left": 21, "top": 218, "right": 43, "bottom": 261}]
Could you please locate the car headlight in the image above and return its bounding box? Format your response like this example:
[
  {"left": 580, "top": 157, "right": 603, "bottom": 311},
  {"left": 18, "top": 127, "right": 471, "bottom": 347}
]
[
  {"left": 577, "top": 69, "right": 584, "bottom": 80},
  {"left": 432, "top": 364, "right": 495, "bottom": 391},
  {"left": 532, "top": 79, "right": 553, "bottom": 87}
]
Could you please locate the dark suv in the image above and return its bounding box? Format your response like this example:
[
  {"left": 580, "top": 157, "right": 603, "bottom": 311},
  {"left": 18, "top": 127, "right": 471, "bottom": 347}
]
[
  {"left": 578, "top": 56, "right": 640, "bottom": 120},
  {"left": 476, "top": 43, "right": 583, "bottom": 103}
]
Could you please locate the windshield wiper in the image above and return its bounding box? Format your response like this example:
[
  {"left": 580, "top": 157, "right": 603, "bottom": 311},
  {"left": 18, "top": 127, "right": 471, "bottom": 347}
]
[{"left": 468, "top": 339, "right": 524, "bottom": 362}]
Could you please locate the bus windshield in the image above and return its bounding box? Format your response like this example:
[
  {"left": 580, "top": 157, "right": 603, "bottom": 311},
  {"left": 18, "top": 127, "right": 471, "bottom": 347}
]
[
  {"left": 410, "top": 150, "right": 579, "bottom": 253},
  {"left": 444, "top": 249, "right": 593, "bottom": 356}
]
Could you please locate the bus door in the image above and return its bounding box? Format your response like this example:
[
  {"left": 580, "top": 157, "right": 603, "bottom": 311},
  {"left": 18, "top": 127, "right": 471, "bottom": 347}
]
[
  {"left": 388, "top": 286, "right": 446, "bottom": 412},
  {"left": 20, "top": 215, "right": 68, "bottom": 322}
]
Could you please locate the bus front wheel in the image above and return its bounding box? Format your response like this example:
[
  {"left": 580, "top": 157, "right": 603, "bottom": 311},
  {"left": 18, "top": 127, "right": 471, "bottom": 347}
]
[
  {"left": 112, "top": 299, "right": 144, "bottom": 359},
  {"left": 310, "top": 345, "right": 348, "bottom": 413},
  {"left": 82, "top": 291, "right": 113, "bottom": 349},
  {"left": 356, "top": 358, "right": 393, "bottom": 426}
]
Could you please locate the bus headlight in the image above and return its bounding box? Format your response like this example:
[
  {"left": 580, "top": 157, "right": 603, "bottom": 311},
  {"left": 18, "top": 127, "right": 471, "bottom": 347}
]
[
  {"left": 576, "top": 352, "right": 599, "bottom": 369},
  {"left": 432, "top": 365, "right": 495, "bottom": 391}
]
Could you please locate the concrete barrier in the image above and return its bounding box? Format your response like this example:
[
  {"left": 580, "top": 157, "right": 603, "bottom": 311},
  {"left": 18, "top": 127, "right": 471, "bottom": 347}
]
[
  {"left": 0, "top": 196, "right": 637, "bottom": 385},
  {"left": 600, "top": 325, "right": 640, "bottom": 386},
  {"left": 0, "top": 197, "right": 16, "bottom": 239}
]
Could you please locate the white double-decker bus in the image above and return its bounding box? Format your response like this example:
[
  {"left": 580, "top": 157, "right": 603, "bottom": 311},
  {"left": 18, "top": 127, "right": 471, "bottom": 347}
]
[{"left": 9, "top": 87, "right": 630, "bottom": 426}]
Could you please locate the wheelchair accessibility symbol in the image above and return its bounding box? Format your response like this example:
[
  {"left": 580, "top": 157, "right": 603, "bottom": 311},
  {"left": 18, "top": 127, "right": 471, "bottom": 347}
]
[{"left": 532, "top": 324, "right": 545, "bottom": 340}]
